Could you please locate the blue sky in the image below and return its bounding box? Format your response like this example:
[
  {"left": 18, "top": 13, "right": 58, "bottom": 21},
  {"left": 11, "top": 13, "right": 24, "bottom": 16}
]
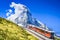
[{"left": 0, "top": 0, "right": 60, "bottom": 35}]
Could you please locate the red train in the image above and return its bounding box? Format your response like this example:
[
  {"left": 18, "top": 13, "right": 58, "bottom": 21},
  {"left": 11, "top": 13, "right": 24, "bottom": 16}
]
[{"left": 27, "top": 25, "right": 54, "bottom": 39}]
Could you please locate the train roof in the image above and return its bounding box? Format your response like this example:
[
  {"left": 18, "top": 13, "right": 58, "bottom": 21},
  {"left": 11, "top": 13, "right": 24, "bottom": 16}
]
[{"left": 27, "top": 24, "right": 54, "bottom": 33}]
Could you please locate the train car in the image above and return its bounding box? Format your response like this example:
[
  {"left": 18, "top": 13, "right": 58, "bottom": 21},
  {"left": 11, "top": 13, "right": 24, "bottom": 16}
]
[{"left": 27, "top": 25, "right": 54, "bottom": 39}]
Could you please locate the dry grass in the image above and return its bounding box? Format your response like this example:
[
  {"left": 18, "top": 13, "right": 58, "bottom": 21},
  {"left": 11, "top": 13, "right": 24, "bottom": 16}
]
[{"left": 0, "top": 17, "right": 38, "bottom": 40}]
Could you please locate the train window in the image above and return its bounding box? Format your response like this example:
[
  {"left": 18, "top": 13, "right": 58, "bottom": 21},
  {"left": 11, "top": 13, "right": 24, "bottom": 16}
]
[{"left": 45, "top": 31, "right": 48, "bottom": 33}]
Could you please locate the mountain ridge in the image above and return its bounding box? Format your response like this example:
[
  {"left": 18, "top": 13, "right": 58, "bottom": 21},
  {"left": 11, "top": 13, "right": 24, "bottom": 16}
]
[{"left": 6, "top": 2, "right": 49, "bottom": 30}]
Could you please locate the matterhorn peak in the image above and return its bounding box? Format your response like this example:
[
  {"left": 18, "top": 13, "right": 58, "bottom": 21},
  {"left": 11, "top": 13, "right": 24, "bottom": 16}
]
[{"left": 6, "top": 2, "right": 48, "bottom": 30}]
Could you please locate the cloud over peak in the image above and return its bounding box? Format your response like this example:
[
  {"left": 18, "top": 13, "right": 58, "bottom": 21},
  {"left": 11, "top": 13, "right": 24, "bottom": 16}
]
[{"left": 6, "top": 2, "right": 28, "bottom": 23}]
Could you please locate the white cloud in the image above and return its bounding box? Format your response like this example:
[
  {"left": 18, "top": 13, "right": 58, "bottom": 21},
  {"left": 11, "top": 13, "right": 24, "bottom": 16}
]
[
  {"left": 6, "top": 12, "right": 10, "bottom": 16},
  {"left": 6, "top": 2, "right": 28, "bottom": 23},
  {"left": 6, "top": 9, "right": 12, "bottom": 16},
  {"left": 9, "top": 9, "right": 12, "bottom": 13}
]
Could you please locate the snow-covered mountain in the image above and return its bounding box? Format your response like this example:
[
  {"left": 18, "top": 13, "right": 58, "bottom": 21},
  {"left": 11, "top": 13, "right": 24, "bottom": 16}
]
[{"left": 6, "top": 2, "right": 49, "bottom": 30}]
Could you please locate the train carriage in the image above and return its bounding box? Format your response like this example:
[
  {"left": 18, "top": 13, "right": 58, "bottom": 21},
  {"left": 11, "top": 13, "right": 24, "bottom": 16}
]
[{"left": 27, "top": 24, "right": 54, "bottom": 39}]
